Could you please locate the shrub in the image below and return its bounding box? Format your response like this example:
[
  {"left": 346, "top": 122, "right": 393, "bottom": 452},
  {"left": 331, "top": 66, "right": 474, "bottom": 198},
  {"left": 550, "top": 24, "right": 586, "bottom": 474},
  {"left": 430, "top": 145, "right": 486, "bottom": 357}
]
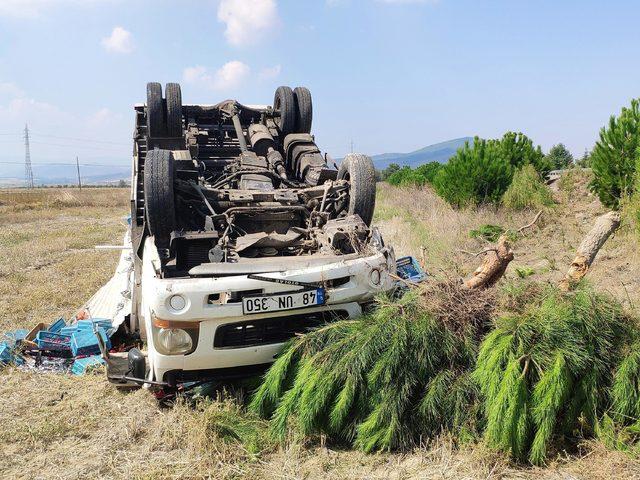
[
  {"left": 619, "top": 159, "right": 640, "bottom": 236},
  {"left": 475, "top": 284, "right": 632, "bottom": 464},
  {"left": 502, "top": 164, "right": 554, "bottom": 211},
  {"left": 433, "top": 133, "right": 548, "bottom": 208},
  {"left": 250, "top": 282, "right": 640, "bottom": 465},
  {"left": 386, "top": 162, "right": 443, "bottom": 187},
  {"left": 387, "top": 166, "right": 427, "bottom": 187},
  {"left": 414, "top": 161, "right": 443, "bottom": 184},
  {"left": 250, "top": 283, "right": 494, "bottom": 451},
  {"left": 590, "top": 99, "right": 640, "bottom": 209},
  {"left": 469, "top": 224, "right": 507, "bottom": 242},
  {"left": 577, "top": 149, "right": 592, "bottom": 168},
  {"left": 381, "top": 163, "right": 401, "bottom": 180}
]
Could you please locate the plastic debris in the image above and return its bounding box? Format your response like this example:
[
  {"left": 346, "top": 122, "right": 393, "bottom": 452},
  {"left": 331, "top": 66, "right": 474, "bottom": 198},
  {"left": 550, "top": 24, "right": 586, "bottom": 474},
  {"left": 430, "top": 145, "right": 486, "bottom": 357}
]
[
  {"left": 48, "top": 317, "right": 67, "bottom": 333},
  {"left": 35, "top": 331, "right": 72, "bottom": 352},
  {"left": 2, "top": 329, "right": 28, "bottom": 346},
  {"left": 396, "top": 256, "right": 428, "bottom": 283},
  {"left": 1, "top": 315, "right": 116, "bottom": 375},
  {"left": 0, "top": 342, "right": 12, "bottom": 365},
  {"left": 71, "top": 355, "right": 105, "bottom": 375},
  {"left": 71, "top": 328, "right": 111, "bottom": 356},
  {"left": 0, "top": 341, "right": 24, "bottom": 366}
]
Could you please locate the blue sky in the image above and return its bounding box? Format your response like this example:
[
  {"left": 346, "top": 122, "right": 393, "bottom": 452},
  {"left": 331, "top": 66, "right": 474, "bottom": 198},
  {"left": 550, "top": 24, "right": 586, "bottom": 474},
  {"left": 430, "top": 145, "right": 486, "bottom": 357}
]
[{"left": 1, "top": 0, "right": 639, "bottom": 179}]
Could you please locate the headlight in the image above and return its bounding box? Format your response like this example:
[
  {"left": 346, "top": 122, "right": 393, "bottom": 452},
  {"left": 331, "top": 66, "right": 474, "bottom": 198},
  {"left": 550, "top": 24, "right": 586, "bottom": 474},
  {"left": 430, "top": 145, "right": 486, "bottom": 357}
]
[
  {"left": 157, "top": 328, "right": 192, "bottom": 354},
  {"left": 152, "top": 317, "right": 199, "bottom": 355}
]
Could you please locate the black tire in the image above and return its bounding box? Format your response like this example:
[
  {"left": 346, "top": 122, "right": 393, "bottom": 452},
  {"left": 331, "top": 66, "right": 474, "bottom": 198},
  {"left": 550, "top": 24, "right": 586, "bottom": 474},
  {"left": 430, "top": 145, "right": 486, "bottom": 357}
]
[
  {"left": 144, "top": 149, "right": 175, "bottom": 249},
  {"left": 293, "top": 86, "right": 312, "bottom": 133},
  {"left": 273, "top": 86, "right": 295, "bottom": 137},
  {"left": 165, "top": 83, "right": 183, "bottom": 137},
  {"left": 146, "top": 82, "right": 166, "bottom": 138},
  {"left": 337, "top": 153, "right": 377, "bottom": 226}
]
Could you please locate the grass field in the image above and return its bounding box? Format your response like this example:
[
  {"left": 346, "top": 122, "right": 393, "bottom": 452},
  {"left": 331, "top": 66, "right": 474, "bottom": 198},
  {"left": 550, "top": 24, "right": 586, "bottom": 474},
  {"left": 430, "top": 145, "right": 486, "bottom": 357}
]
[{"left": 0, "top": 185, "right": 639, "bottom": 479}]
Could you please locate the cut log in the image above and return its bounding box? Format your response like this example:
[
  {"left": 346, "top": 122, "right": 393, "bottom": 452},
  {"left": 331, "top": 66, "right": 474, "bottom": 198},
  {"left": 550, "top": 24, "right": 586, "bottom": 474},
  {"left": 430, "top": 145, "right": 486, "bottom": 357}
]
[
  {"left": 559, "top": 211, "right": 620, "bottom": 291},
  {"left": 463, "top": 234, "right": 514, "bottom": 289}
]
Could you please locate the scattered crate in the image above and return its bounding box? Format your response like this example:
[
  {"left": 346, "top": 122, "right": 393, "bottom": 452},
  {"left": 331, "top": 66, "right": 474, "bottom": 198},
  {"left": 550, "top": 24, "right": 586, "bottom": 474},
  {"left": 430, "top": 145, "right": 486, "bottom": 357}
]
[
  {"left": 48, "top": 318, "right": 67, "bottom": 333},
  {"left": 2, "top": 316, "right": 115, "bottom": 375},
  {"left": 35, "top": 331, "right": 72, "bottom": 352},
  {"left": 71, "top": 355, "right": 105, "bottom": 375},
  {"left": 2, "top": 329, "right": 28, "bottom": 346},
  {"left": 0, "top": 341, "right": 24, "bottom": 366},
  {"left": 70, "top": 328, "right": 111, "bottom": 357},
  {"left": 396, "top": 256, "right": 427, "bottom": 283},
  {"left": 25, "top": 322, "right": 49, "bottom": 343}
]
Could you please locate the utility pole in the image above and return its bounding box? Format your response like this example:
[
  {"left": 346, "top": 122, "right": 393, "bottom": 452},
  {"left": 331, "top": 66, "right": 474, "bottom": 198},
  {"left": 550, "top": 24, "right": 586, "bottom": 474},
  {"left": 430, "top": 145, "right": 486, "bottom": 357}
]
[
  {"left": 76, "top": 156, "right": 82, "bottom": 191},
  {"left": 350, "top": 139, "right": 354, "bottom": 153},
  {"left": 24, "top": 124, "right": 34, "bottom": 189}
]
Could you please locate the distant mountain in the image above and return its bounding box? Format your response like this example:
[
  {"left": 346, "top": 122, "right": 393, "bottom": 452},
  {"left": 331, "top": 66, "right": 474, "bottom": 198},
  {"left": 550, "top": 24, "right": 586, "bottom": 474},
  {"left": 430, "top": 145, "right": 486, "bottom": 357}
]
[
  {"left": 2, "top": 163, "right": 129, "bottom": 187},
  {"left": 371, "top": 137, "right": 472, "bottom": 169},
  {"left": 1, "top": 137, "right": 472, "bottom": 187}
]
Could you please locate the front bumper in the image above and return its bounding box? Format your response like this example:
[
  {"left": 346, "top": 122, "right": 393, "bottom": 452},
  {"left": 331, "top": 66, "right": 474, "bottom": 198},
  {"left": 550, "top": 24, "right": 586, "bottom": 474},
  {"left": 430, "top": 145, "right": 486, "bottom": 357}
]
[{"left": 141, "top": 246, "right": 395, "bottom": 382}]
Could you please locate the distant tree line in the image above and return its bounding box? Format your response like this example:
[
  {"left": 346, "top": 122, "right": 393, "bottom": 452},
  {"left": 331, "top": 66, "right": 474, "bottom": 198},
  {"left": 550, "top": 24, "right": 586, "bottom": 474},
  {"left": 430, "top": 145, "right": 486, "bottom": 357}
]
[{"left": 381, "top": 98, "right": 640, "bottom": 227}]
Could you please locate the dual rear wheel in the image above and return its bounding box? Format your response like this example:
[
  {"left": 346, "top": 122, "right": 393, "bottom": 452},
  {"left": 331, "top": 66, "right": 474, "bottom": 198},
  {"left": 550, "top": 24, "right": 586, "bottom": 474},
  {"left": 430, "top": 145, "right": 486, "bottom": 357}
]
[
  {"left": 146, "top": 82, "right": 183, "bottom": 138},
  {"left": 273, "top": 86, "right": 313, "bottom": 137}
]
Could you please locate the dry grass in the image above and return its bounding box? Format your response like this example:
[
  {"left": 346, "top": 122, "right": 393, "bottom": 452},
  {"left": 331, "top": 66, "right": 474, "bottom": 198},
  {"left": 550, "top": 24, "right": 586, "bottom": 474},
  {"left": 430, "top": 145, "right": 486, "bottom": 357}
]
[
  {"left": 0, "top": 188, "right": 126, "bottom": 332},
  {"left": 1, "top": 186, "right": 639, "bottom": 479},
  {"left": 375, "top": 180, "right": 640, "bottom": 310}
]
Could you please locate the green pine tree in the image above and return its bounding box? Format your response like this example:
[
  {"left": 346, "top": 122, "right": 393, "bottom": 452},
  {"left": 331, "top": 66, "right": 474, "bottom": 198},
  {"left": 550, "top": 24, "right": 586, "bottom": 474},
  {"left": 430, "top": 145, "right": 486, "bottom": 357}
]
[
  {"left": 590, "top": 99, "right": 640, "bottom": 209},
  {"left": 545, "top": 144, "right": 574, "bottom": 170},
  {"left": 433, "top": 133, "right": 548, "bottom": 207}
]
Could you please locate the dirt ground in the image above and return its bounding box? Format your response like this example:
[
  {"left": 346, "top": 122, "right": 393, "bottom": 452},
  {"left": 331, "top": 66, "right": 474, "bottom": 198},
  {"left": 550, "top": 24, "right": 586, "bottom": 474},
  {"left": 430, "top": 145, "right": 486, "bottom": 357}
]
[{"left": 1, "top": 184, "right": 639, "bottom": 480}]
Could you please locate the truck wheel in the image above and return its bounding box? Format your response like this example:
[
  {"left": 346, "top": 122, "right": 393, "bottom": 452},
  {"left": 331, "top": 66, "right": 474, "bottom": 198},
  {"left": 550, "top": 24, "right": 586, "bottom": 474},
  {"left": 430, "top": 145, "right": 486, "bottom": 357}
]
[
  {"left": 293, "top": 86, "right": 312, "bottom": 133},
  {"left": 144, "top": 149, "right": 175, "bottom": 249},
  {"left": 337, "top": 153, "right": 377, "bottom": 226},
  {"left": 146, "top": 82, "right": 166, "bottom": 138},
  {"left": 273, "top": 86, "right": 295, "bottom": 137},
  {"left": 165, "top": 83, "right": 183, "bottom": 137}
]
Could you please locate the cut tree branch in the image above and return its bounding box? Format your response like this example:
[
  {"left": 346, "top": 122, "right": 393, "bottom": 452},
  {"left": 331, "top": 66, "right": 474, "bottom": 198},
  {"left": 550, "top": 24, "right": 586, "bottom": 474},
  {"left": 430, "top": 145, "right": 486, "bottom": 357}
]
[
  {"left": 518, "top": 210, "right": 543, "bottom": 236},
  {"left": 463, "top": 234, "right": 514, "bottom": 289},
  {"left": 559, "top": 210, "right": 620, "bottom": 291},
  {"left": 460, "top": 212, "right": 540, "bottom": 289}
]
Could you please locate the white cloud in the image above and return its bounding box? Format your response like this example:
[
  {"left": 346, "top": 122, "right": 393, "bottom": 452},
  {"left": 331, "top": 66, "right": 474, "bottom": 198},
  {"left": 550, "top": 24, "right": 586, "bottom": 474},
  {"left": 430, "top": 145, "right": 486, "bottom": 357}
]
[
  {"left": 217, "top": 0, "right": 279, "bottom": 47},
  {"left": 259, "top": 64, "right": 281, "bottom": 80},
  {"left": 101, "top": 26, "right": 134, "bottom": 54},
  {"left": 0, "top": 82, "right": 25, "bottom": 99},
  {"left": 87, "top": 107, "right": 123, "bottom": 127},
  {"left": 0, "top": 0, "right": 110, "bottom": 18},
  {"left": 183, "top": 61, "right": 250, "bottom": 91}
]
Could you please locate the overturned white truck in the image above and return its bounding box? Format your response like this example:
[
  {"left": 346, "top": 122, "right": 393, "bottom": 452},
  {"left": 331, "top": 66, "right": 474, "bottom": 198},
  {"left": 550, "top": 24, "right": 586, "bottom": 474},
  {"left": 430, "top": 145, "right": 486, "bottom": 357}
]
[{"left": 121, "top": 83, "right": 396, "bottom": 386}]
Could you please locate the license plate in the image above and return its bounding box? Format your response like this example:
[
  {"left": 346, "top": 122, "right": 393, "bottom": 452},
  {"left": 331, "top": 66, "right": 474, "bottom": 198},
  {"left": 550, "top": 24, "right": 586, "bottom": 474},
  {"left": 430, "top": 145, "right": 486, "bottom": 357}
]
[{"left": 242, "top": 288, "right": 325, "bottom": 315}]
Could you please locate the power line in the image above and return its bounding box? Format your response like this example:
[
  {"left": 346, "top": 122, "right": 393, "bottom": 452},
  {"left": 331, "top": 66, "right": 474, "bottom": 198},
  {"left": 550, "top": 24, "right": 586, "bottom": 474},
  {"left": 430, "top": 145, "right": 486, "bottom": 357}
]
[
  {"left": 0, "top": 132, "right": 130, "bottom": 146},
  {"left": 30, "top": 133, "right": 130, "bottom": 146},
  {"left": 0, "top": 160, "right": 128, "bottom": 167},
  {"left": 29, "top": 140, "right": 126, "bottom": 151}
]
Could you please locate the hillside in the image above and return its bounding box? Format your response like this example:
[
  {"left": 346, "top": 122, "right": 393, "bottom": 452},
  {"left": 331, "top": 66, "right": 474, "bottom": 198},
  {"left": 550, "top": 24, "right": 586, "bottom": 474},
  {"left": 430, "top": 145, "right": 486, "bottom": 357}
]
[{"left": 371, "top": 137, "right": 472, "bottom": 168}]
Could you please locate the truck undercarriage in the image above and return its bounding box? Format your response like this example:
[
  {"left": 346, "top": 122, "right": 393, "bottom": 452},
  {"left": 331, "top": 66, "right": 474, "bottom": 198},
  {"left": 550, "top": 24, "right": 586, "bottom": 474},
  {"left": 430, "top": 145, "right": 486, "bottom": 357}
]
[
  {"left": 127, "top": 83, "right": 395, "bottom": 383},
  {"left": 131, "top": 85, "right": 378, "bottom": 278}
]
